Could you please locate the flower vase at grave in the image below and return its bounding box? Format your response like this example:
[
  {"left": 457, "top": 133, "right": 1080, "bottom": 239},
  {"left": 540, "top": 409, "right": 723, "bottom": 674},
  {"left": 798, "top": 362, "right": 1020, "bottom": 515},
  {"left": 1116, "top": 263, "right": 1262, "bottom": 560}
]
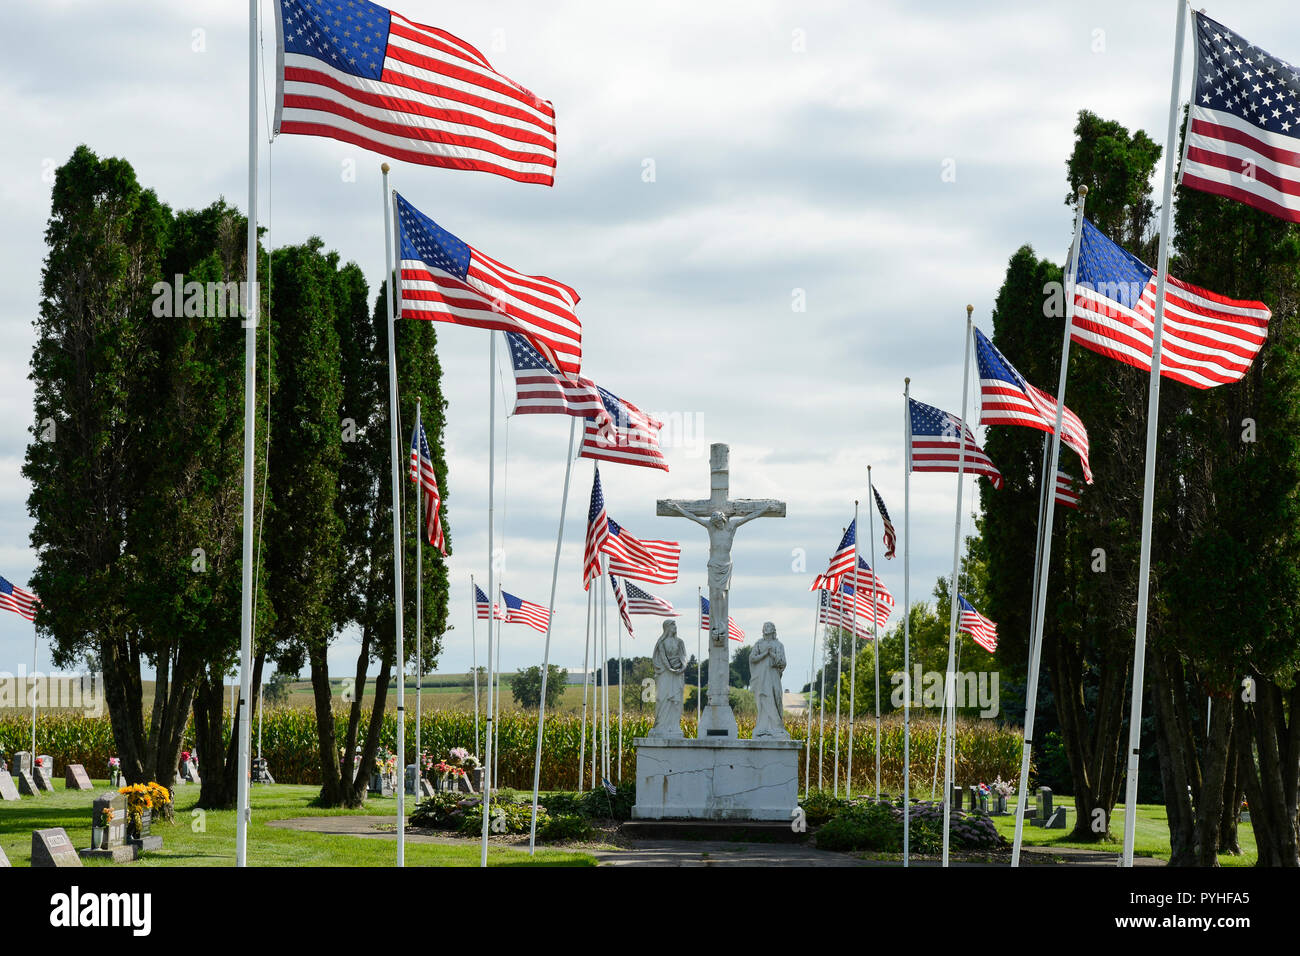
[{"left": 92, "top": 827, "right": 106, "bottom": 850}]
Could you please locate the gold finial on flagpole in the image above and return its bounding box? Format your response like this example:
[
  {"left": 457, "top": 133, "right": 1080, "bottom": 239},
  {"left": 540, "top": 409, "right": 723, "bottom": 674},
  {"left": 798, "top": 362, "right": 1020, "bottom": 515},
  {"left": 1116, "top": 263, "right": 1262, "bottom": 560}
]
[{"left": 382, "top": 162, "right": 391, "bottom": 173}]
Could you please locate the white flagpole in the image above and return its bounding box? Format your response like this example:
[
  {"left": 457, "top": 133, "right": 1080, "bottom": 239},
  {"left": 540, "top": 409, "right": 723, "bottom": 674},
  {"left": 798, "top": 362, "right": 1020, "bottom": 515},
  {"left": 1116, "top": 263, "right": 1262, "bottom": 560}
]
[
  {"left": 414, "top": 399, "right": 424, "bottom": 797},
  {"left": 1124, "top": 0, "right": 1190, "bottom": 867},
  {"left": 697, "top": 587, "right": 703, "bottom": 727},
  {"left": 903, "top": 376, "right": 912, "bottom": 867},
  {"left": 617, "top": 605, "right": 624, "bottom": 783},
  {"left": 601, "top": 556, "right": 609, "bottom": 781},
  {"left": 804, "top": 592, "right": 819, "bottom": 799},
  {"left": 868, "top": 466, "right": 881, "bottom": 801},
  {"left": 1011, "top": 184, "right": 1089, "bottom": 867},
  {"left": 380, "top": 166, "right": 406, "bottom": 868},
  {"left": 235, "top": 0, "right": 260, "bottom": 868},
  {"left": 941, "top": 306, "right": 975, "bottom": 868},
  {"left": 31, "top": 629, "right": 37, "bottom": 765},
  {"left": 578, "top": 584, "right": 592, "bottom": 791},
  {"left": 832, "top": 533, "right": 844, "bottom": 796},
  {"left": 494, "top": 584, "right": 503, "bottom": 789},
  {"left": 470, "top": 575, "right": 480, "bottom": 760},
  {"left": 529, "top": 418, "right": 577, "bottom": 853},
  {"left": 479, "top": 331, "right": 498, "bottom": 868},
  {"left": 818, "top": 611, "right": 827, "bottom": 789},
  {"left": 847, "top": 501, "right": 860, "bottom": 798}
]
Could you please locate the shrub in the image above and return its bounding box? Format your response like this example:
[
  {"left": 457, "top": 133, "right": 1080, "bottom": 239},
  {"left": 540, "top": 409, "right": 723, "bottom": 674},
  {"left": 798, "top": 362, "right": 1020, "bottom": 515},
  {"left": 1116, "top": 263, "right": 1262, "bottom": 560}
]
[
  {"left": 494, "top": 787, "right": 524, "bottom": 805},
  {"left": 539, "top": 791, "right": 587, "bottom": 817},
  {"left": 578, "top": 780, "right": 636, "bottom": 821},
  {"left": 539, "top": 813, "right": 595, "bottom": 842},
  {"left": 815, "top": 800, "right": 899, "bottom": 852},
  {"left": 800, "top": 788, "right": 848, "bottom": 826},
  {"left": 457, "top": 800, "right": 547, "bottom": 836},
  {"left": 409, "top": 792, "right": 469, "bottom": 829},
  {"left": 813, "top": 798, "right": 1008, "bottom": 854}
]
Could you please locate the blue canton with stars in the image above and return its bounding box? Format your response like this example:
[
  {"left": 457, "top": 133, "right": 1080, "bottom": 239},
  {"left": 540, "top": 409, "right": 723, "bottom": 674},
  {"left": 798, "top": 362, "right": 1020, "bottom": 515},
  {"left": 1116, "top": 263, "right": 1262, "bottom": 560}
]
[
  {"left": 396, "top": 192, "right": 471, "bottom": 280},
  {"left": 280, "top": 0, "right": 391, "bottom": 80},
  {"left": 909, "top": 397, "right": 965, "bottom": 439},
  {"left": 1193, "top": 11, "right": 1300, "bottom": 138},
  {"left": 506, "top": 331, "right": 559, "bottom": 374},
  {"left": 1075, "top": 219, "right": 1152, "bottom": 311},
  {"left": 587, "top": 467, "right": 605, "bottom": 523},
  {"left": 973, "top": 327, "right": 1029, "bottom": 389}
]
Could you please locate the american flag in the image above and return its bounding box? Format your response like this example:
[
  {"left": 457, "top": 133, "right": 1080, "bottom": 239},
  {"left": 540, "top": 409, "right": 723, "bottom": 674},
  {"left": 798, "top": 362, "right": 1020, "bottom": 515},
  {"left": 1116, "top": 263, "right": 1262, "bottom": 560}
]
[
  {"left": 1055, "top": 470, "right": 1081, "bottom": 510},
  {"left": 408, "top": 413, "right": 447, "bottom": 554},
  {"left": 810, "top": 520, "right": 856, "bottom": 592},
  {"left": 817, "top": 587, "right": 876, "bottom": 641},
  {"left": 957, "top": 596, "right": 998, "bottom": 653},
  {"left": 974, "top": 327, "right": 1093, "bottom": 483},
  {"left": 872, "top": 486, "right": 896, "bottom": 560},
  {"left": 579, "top": 385, "right": 667, "bottom": 472},
  {"left": 397, "top": 192, "right": 582, "bottom": 376},
  {"left": 505, "top": 332, "right": 616, "bottom": 445},
  {"left": 273, "top": 0, "right": 557, "bottom": 185},
  {"left": 908, "top": 398, "right": 1003, "bottom": 489},
  {"left": 583, "top": 468, "right": 610, "bottom": 589},
  {"left": 609, "top": 575, "right": 635, "bottom": 637},
  {"left": 1072, "top": 219, "right": 1270, "bottom": 390},
  {"left": 1183, "top": 12, "right": 1300, "bottom": 223},
  {"left": 603, "top": 518, "right": 661, "bottom": 574},
  {"left": 621, "top": 580, "right": 678, "bottom": 617},
  {"left": 699, "top": 596, "right": 744, "bottom": 641},
  {"left": 0, "top": 577, "right": 37, "bottom": 623},
  {"left": 500, "top": 591, "right": 550, "bottom": 633},
  {"left": 473, "top": 584, "right": 503, "bottom": 621},
  {"left": 608, "top": 539, "right": 680, "bottom": 585},
  {"left": 842, "top": 558, "right": 895, "bottom": 628}
]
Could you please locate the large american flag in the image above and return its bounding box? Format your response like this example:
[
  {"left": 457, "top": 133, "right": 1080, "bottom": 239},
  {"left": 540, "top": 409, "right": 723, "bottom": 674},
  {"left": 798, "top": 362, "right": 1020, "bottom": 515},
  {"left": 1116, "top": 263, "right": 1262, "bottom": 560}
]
[
  {"left": 1183, "top": 12, "right": 1300, "bottom": 223},
  {"left": 603, "top": 518, "right": 660, "bottom": 573},
  {"left": 810, "top": 520, "right": 856, "bottom": 592},
  {"left": 473, "top": 584, "right": 503, "bottom": 621},
  {"left": 699, "top": 596, "right": 744, "bottom": 641},
  {"left": 505, "top": 332, "right": 613, "bottom": 444},
  {"left": 583, "top": 468, "right": 610, "bottom": 589},
  {"left": 0, "top": 577, "right": 38, "bottom": 623},
  {"left": 579, "top": 386, "right": 667, "bottom": 472},
  {"left": 621, "top": 580, "right": 678, "bottom": 617},
  {"left": 974, "top": 327, "right": 1093, "bottom": 483},
  {"left": 872, "top": 486, "right": 896, "bottom": 559},
  {"left": 397, "top": 192, "right": 582, "bottom": 376},
  {"left": 608, "top": 539, "right": 680, "bottom": 585},
  {"left": 842, "top": 559, "right": 896, "bottom": 628},
  {"left": 408, "top": 414, "right": 447, "bottom": 554},
  {"left": 274, "top": 0, "right": 557, "bottom": 185},
  {"left": 1055, "top": 470, "right": 1081, "bottom": 510},
  {"left": 609, "top": 575, "right": 635, "bottom": 637},
  {"left": 1072, "top": 219, "right": 1270, "bottom": 389},
  {"left": 908, "top": 398, "right": 1003, "bottom": 489},
  {"left": 957, "top": 596, "right": 998, "bottom": 653},
  {"left": 500, "top": 591, "right": 550, "bottom": 633},
  {"left": 818, "top": 587, "right": 876, "bottom": 641}
]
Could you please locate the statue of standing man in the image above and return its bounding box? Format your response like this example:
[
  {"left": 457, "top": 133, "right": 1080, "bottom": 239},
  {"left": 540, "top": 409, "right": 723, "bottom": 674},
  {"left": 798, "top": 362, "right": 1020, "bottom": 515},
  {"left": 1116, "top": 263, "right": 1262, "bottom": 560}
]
[
  {"left": 750, "top": 622, "right": 789, "bottom": 739},
  {"left": 649, "top": 621, "right": 688, "bottom": 738}
]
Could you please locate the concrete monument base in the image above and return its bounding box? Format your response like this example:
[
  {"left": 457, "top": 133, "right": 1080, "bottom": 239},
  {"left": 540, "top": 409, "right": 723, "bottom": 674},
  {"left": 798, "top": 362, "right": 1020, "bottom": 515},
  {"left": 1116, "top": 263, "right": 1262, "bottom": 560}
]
[{"left": 631, "top": 737, "right": 802, "bottom": 821}]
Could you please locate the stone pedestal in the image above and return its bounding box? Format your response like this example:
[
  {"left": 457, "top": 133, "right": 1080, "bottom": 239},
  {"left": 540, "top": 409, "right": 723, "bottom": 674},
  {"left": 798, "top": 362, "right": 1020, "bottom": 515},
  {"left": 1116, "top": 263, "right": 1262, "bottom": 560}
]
[{"left": 632, "top": 737, "right": 802, "bottom": 821}]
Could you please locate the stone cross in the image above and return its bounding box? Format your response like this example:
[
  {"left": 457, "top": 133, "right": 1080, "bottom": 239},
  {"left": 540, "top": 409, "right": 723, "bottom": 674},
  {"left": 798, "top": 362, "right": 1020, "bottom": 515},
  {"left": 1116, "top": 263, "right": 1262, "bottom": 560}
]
[{"left": 657, "top": 443, "right": 785, "bottom": 737}]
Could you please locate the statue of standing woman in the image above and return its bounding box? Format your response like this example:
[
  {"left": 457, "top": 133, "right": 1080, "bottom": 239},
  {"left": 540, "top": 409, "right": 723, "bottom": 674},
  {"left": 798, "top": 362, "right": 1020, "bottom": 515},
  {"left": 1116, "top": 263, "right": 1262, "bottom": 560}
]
[
  {"left": 649, "top": 621, "right": 688, "bottom": 738},
  {"left": 750, "top": 622, "right": 789, "bottom": 739}
]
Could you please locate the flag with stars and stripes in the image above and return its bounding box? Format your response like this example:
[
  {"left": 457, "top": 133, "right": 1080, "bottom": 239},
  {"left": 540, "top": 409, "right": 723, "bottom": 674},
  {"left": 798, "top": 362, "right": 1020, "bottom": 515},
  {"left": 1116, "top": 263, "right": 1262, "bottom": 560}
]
[
  {"left": 1055, "top": 470, "right": 1081, "bottom": 510},
  {"left": 0, "top": 577, "right": 37, "bottom": 623},
  {"left": 908, "top": 398, "right": 1003, "bottom": 489},
  {"left": 408, "top": 412, "right": 447, "bottom": 554},
  {"left": 621, "top": 580, "right": 678, "bottom": 617},
  {"left": 609, "top": 575, "right": 635, "bottom": 637},
  {"left": 809, "top": 519, "right": 856, "bottom": 592},
  {"left": 1183, "top": 11, "right": 1300, "bottom": 223},
  {"left": 608, "top": 539, "right": 680, "bottom": 586},
  {"left": 578, "top": 385, "right": 667, "bottom": 472},
  {"left": 473, "top": 584, "right": 503, "bottom": 621},
  {"left": 1072, "top": 219, "right": 1270, "bottom": 389},
  {"left": 500, "top": 591, "right": 550, "bottom": 633},
  {"left": 273, "top": 0, "right": 557, "bottom": 185},
  {"left": 505, "top": 332, "right": 615, "bottom": 444},
  {"left": 872, "top": 486, "right": 897, "bottom": 559},
  {"left": 817, "top": 586, "right": 877, "bottom": 641},
  {"left": 957, "top": 596, "right": 998, "bottom": 653},
  {"left": 602, "top": 518, "right": 661, "bottom": 574},
  {"left": 974, "top": 327, "right": 1093, "bottom": 483},
  {"left": 699, "top": 596, "right": 744, "bottom": 641},
  {"left": 583, "top": 468, "right": 610, "bottom": 590},
  {"left": 397, "top": 192, "right": 582, "bottom": 376},
  {"left": 842, "top": 559, "right": 895, "bottom": 628}
]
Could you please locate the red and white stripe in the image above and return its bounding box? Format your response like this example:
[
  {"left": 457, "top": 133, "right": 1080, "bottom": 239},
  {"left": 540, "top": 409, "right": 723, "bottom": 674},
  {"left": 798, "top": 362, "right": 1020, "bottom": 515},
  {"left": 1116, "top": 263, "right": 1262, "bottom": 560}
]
[
  {"left": 958, "top": 600, "right": 998, "bottom": 653},
  {"left": 700, "top": 607, "right": 745, "bottom": 642},
  {"left": 608, "top": 540, "right": 680, "bottom": 585},
  {"left": 1055, "top": 470, "right": 1080, "bottom": 510},
  {"left": 910, "top": 424, "right": 1004, "bottom": 490},
  {"left": 579, "top": 400, "right": 667, "bottom": 472},
  {"left": 601, "top": 520, "right": 660, "bottom": 574},
  {"left": 503, "top": 594, "right": 550, "bottom": 633},
  {"left": 0, "top": 579, "right": 38, "bottom": 623},
  {"left": 1183, "top": 101, "right": 1300, "bottom": 224},
  {"left": 622, "top": 580, "right": 678, "bottom": 617},
  {"left": 275, "top": 1, "right": 557, "bottom": 185},
  {"left": 610, "top": 576, "right": 635, "bottom": 637},
  {"left": 842, "top": 565, "right": 896, "bottom": 628},
  {"left": 818, "top": 591, "right": 877, "bottom": 641},
  {"left": 980, "top": 381, "right": 1092, "bottom": 483}
]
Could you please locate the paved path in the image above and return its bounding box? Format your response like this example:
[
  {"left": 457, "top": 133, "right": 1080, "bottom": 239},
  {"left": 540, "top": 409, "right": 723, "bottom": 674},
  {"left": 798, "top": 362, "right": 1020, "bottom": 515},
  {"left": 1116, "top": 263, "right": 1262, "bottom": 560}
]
[{"left": 269, "top": 816, "right": 1162, "bottom": 866}]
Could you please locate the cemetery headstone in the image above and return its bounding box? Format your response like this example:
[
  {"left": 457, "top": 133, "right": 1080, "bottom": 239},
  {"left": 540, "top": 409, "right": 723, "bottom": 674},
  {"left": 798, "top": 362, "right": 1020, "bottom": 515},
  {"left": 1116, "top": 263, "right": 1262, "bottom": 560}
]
[
  {"left": 180, "top": 759, "right": 201, "bottom": 784},
  {"left": 992, "top": 792, "right": 1009, "bottom": 816},
  {"left": 0, "top": 845, "right": 9, "bottom": 867},
  {"left": 17, "top": 768, "right": 40, "bottom": 796},
  {"left": 251, "top": 756, "right": 274, "bottom": 784},
  {"left": 0, "top": 770, "right": 19, "bottom": 801},
  {"left": 64, "top": 764, "right": 93, "bottom": 791},
  {"left": 34, "top": 757, "right": 55, "bottom": 792},
  {"left": 80, "top": 791, "right": 138, "bottom": 862},
  {"left": 12, "top": 751, "right": 32, "bottom": 775},
  {"left": 949, "top": 782, "right": 962, "bottom": 809},
  {"left": 31, "top": 828, "right": 82, "bottom": 867},
  {"left": 1043, "top": 805, "right": 1068, "bottom": 829},
  {"left": 1033, "top": 786, "right": 1053, "bottom": 827}
]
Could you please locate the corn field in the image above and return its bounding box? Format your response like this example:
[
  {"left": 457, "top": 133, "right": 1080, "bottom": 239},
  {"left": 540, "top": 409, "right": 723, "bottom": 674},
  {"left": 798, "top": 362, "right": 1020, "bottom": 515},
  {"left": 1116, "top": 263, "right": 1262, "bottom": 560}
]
[{"left": 1, "top": 708, "right": 1022, "bottom": 793}]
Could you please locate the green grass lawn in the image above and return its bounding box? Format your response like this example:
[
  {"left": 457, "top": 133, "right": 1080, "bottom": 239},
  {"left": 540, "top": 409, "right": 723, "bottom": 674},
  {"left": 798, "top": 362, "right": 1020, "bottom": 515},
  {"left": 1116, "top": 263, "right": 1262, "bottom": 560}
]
[
  {"left": 988, "top": 796, "right": 1257, "bottom": 866},
  {"left": 0, "top": 779, "right": 596, "bottom": 868}
]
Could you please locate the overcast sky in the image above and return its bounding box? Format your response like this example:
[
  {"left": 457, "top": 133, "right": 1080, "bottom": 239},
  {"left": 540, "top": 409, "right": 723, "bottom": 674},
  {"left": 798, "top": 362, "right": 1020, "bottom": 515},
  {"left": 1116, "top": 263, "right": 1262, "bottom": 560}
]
[{"left": 3, "top": 1, "right": 1295, "bottom": 692}]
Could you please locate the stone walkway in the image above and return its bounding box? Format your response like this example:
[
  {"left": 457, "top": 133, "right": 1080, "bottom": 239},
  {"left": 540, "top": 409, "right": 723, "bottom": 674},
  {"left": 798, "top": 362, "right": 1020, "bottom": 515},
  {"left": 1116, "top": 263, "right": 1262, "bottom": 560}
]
[{"left": 269, "top": 816, "right": 1164, "bottom": 867}]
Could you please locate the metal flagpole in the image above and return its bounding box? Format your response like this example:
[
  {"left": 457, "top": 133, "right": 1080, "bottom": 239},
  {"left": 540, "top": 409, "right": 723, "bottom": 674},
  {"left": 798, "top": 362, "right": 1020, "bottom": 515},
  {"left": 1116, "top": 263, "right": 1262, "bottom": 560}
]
[
  {"left": 941, "top": 306, "right": 975, "bottom": 868},
  {"left": 818, "top": 613, "right": 827, "bottom": 789},
  {"left": 470, "top": 575, "right": 480, "bottom": 760},
  {"left": 257, "top": 681, "right": 263, "bottom": 760},
  {"left": 578, "top": 584, "right": 592, "bottom": 791},
  {"left": 847, "top": 502, "right": 860, "bottom": 798},
  {"left": 804, "top": 592, "right": 819, "bottom": 799},
  {"left": 618, "top": 603, "right": 624, "bottom": 783},
  {"left": 415, "top": 399, "right": 424, "bottom": 797},
  {"left": 868, "top": 466, "right": 881, "bottom": 800},
  {"left": 601, "top": 556, "right": 610, "bottom": 781},
  {"left": 479, "top": 330, "right": 498, "bottom": 868},
  {"left": 235, "top": 0, "right": 260, "bottom": 868},
  {"left": 832, "top": 531, "right": 845, "bottom": 796},
  {"left": 381, "top": 167, "right": 406, "bottom": 868},
  {"left": 494, "top": 584, "right": 503, "bottom": 789},
  {"left": 697, "top": 587, "right": 703, "bottom": 726},
  {"left": 903, "top": 376, "right": 912, "bottom": 867},
  {"left": 529, "top": 418, "right": 577, "bottom": 853},
  {"left": 31, "top": 629, "right": 37, "bottom": 763},
  {"left": 1124, "top": 0, "right": 1190, "bottom": 867},
  {"left": 1012, "top": 184, "right": 1089, "bottom": 867}
]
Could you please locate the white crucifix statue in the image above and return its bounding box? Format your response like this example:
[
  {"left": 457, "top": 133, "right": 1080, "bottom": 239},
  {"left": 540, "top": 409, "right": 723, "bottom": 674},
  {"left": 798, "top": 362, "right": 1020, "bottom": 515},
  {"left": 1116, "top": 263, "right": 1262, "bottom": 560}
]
[{"left": 657, "top": 443, "right": 785, "bottom": 737}]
